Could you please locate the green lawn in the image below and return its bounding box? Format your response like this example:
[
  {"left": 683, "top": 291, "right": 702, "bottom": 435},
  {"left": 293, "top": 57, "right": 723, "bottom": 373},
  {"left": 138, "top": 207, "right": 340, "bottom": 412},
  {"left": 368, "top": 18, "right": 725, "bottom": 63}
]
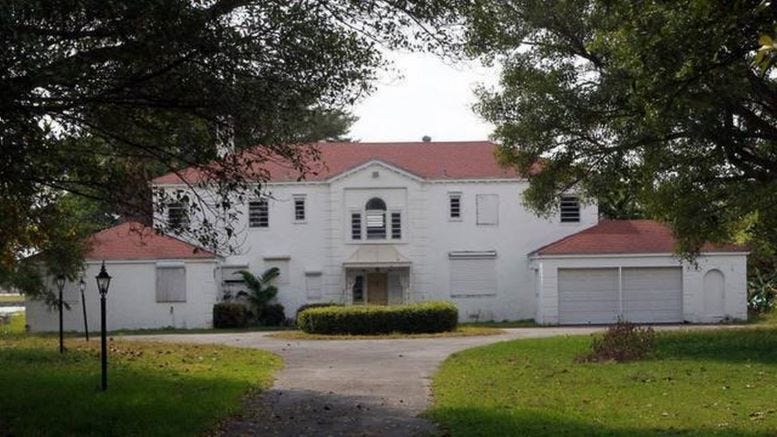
[
  {"left": 0, "top": 293, "right": 24, "bottom": 304},
  {"left": 428, "top": 327, "right": 777, "bottom": 436},
  {"left": 0, "top": 314, "right": 282, "bottom": 436}
]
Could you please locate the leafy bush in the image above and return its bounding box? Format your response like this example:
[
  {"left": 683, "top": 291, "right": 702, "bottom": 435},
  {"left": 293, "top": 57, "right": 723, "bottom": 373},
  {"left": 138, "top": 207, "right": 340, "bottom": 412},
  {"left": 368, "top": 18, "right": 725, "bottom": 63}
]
[
  {"left": 297, "top": 301, "right": 458, "bottom": 335},
  {"left": 577, "top": 319, "right": 656, "bottom": 363},
  {"left": 748, "top": 268, "right": 777, "bottom": 313},
  {"left": 295, "top": 302, "right": 343, "bottom": 319},
  {"left": 213, "top": 302, "right": 248, "bottom": 328},
  {"left": 259, "top": 303, "right": 286, "bottom": 326}
]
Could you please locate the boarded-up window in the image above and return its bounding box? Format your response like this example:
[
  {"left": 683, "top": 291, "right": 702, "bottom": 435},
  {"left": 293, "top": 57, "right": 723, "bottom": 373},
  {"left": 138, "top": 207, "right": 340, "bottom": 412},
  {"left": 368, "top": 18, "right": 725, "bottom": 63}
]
[
  {"left": 265, "top": 258, "right": 289, "bottom": 285},
  {"left": 156, "top": 265, "right": 186, "bottom": 302},
  {"left": 476, "top": 194, "right": 499, "bottom": 225},
  {"left": 449, "top": 254, "right": 497, "bottom": 297},
  {"left": 305, "top": 272, "right": 322, "bottom": 299}
]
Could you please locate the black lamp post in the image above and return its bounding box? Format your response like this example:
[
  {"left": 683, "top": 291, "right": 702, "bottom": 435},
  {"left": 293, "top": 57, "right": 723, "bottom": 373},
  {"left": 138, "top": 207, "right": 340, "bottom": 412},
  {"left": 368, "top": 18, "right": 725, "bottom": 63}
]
[
  {"left": 55, "top": 274, "right": 66, "bottom": 353},
  {"left": 95, "top": 262, "right": 111, "bottom": 391},
  {"left": 79, "top": 278, "right": 89, "bottom": 341}
]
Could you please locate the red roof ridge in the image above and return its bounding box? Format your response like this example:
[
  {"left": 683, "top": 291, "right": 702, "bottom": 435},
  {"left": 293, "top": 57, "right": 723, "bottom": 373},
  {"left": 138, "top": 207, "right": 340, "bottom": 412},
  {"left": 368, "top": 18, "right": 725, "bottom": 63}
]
[{"left": 152, "top": 140, "right": 517, "bottom": 185}]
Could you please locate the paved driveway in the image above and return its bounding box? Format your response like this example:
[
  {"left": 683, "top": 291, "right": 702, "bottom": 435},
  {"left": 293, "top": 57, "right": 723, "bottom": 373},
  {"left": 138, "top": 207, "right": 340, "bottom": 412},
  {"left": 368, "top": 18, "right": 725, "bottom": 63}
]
[{"left": 126, "top": 325, "right": 728, "bottom": 436}]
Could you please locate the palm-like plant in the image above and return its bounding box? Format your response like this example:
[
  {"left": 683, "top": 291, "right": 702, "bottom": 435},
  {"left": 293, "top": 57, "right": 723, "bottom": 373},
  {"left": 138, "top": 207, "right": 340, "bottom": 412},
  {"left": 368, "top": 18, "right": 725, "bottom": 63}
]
[{"left": 235, "top": 267, "right": 280, "bottom": 319}]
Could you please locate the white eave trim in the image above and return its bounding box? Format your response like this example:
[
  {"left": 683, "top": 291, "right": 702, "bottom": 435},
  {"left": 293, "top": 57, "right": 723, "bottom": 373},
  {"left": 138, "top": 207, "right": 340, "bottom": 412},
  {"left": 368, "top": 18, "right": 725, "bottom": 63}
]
[
  {"left": 326, "top": 159, "right": 425, "bottom": 183},
  {"left": 528, "top": 251, "right": 749, "bottom": 260},
  {"left": 449, "top": 250, "right": 498, "bottom": 259}
]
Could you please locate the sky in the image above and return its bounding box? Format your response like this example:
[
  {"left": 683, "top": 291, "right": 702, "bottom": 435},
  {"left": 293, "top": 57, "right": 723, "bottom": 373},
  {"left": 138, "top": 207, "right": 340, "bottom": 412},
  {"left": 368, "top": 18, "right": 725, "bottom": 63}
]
[{"left": 348, "top": 51, "right": 500, "bottom": 142}]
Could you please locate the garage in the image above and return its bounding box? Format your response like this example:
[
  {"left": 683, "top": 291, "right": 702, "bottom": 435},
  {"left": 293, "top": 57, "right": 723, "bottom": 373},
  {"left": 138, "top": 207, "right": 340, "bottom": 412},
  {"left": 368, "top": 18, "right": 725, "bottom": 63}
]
[
  {"left": 531, "top": 220, "right": 749, "bottom": 325},
  {"left": 558, "top": 267, "right": 682, "bottom": 324}
]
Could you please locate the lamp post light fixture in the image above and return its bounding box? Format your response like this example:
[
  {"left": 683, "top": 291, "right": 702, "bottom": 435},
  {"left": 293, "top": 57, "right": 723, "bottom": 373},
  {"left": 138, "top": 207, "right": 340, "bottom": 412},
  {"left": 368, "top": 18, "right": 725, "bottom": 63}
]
[
  {"left": 95, "top": 261, "right": 112, "bottom": 391},
  {"left": 79, "top": 278, "right": 89, "bottom": 341},
  {"left": 55, "top": 274, "right": 66, "bottom": 354}
]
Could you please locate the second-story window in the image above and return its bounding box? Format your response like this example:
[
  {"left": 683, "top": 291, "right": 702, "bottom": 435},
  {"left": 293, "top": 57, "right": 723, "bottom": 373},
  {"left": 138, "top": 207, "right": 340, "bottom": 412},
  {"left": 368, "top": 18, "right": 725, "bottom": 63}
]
[
  {"left": 560, "top": 196, "right": 580, "bottom": 223},
  {"left": 294, "top": 195, "right": 306, "bottom": 222},
  {"left": 168, "top": 202, "right": 189, "bottom": 230},
  {"left": 365, "top": 197, "right": 387, "bottom": 239},
  {"left": 391, "top": 212, "right": 402, "bottom": 239},
  {"left": 249, "top": 199, "right": 269, "bottom": 228},
  {"left": 449, "top": 193, "right": 461, "bottom": 220}
]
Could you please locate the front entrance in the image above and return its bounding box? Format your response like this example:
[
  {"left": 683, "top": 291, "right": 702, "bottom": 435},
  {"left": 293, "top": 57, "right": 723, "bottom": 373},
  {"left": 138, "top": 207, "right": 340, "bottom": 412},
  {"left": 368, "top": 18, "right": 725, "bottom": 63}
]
[{"left": 367, "top": 272, "right": 388, "bottom": 305}]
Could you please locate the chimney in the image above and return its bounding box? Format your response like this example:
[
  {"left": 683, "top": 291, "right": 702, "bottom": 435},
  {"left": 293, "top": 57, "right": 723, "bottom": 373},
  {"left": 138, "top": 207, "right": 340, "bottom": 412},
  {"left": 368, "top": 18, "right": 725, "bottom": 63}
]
[{"left": 422, "top": 135, "right": 432, "bottom": 142}]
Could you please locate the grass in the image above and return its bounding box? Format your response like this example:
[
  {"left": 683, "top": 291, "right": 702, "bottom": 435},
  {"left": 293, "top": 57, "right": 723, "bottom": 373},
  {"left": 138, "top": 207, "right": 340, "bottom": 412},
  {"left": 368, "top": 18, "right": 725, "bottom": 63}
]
[
  {"left": 0, "top": 293, "right": 24, "bottom": 304},
  {"left": 111, "top": 324, "right": 294, "bottom": 336},
  {"left": 428, "top": 327, "right": 777, "bottom": 436},
  {"left": 0, "top": 313, "right": 282, "bottom": 436},
  {"left": 268, "top": 325, "right": 502, "bottom": 340},
  {"left": 462, "top": 319, "right": 539, "bottom": 329}
]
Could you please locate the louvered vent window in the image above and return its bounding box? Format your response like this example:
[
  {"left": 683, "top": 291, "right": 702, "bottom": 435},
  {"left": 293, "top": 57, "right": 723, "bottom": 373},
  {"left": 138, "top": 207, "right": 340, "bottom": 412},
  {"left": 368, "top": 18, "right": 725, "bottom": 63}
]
[
  {"left": 351, "top": 213, "right": 362, "bottom": 240},
  {"left": 168, "top": 202, "right": 189, "bottom": 230},
  {"left": 560, "top": 196, "right": 581, "bottom": 223},
  {"left": 249, "top": 199, "right": 269, "bottom": 227},
  {"left": 449, "top": 194, "right": 461, "bottom": 220},
  {"left": 294, "top": 196, "right": 306, "bottom": 222},
  {"left": 391, "top": 212, "right": 401, "bottom": 239}
]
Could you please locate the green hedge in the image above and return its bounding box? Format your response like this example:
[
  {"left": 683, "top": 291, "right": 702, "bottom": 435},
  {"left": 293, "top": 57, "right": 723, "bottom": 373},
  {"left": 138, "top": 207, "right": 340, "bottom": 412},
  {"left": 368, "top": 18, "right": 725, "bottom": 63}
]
[
  {"left": 213, "top": 302, "right": 248, "bottom": 328},
  {"left": 296, "top": 301, "right": 458, "bottom": 335},
  {"left": 295, "top": 302, "right": 343, "bottom": 319}
]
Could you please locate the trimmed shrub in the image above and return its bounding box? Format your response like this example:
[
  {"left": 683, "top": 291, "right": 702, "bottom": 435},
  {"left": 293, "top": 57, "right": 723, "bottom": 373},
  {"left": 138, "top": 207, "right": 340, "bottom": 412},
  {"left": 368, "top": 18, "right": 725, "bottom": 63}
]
[
  {"left": 213, "top": 302, "right": 248, "bottom": 328},
  {"left": 259, "top": 303, "right": 286, "bottom": 326},
  {"left": 297, "top": 301, "right": 458, "bottom": 335},
  {"left": 295, "top": 302, "right": 343, "bottom": 319},
  {"left": 577, "top": 319, "right": 656, "bottom": 363}
]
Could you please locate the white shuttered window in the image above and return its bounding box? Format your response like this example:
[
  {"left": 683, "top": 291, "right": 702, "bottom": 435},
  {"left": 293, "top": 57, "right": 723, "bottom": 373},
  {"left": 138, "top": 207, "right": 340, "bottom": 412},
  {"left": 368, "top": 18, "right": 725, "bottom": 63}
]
[
  {"left": 476, "top": 194, "right": 499, "bottom": 225},
  {"left": 156, "top": 265, "right": 186, "bottom": 302},
  {"left": 449, "top": 256, "right": 497, "bottom": 297},
  {"left": 305, "top": 272, "right": 323, "bottom": 299}
]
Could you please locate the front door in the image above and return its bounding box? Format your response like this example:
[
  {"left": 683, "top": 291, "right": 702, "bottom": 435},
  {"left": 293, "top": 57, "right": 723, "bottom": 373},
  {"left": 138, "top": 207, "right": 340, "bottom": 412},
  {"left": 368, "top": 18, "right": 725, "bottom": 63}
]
[{"left": 367, "top": 273, "right": 388, "bottom": 305}]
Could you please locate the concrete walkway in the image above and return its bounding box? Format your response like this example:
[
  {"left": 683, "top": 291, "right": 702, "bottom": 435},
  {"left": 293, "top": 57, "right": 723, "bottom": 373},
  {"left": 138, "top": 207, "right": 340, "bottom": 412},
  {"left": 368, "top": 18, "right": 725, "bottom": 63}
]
[{"left": 126, "top": 325, "right": 727, "bottom": 436}]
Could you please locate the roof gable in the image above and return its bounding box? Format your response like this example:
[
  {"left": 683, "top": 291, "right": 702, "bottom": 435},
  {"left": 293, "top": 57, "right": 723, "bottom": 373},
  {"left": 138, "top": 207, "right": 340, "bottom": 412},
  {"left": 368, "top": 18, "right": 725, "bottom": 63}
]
[
  {"left": 153, "top": 141, "right": 519, "bottom": 185},
  {"left": 532, "top": 220, "right": 746, "bottom": 256},
  {"left": 86, "top": 222, "right": 218, "bottom": 261}
]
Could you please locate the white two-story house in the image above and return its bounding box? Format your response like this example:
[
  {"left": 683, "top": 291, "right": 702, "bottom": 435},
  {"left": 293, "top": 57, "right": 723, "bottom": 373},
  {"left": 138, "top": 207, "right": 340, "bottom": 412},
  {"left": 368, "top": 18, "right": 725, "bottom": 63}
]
[{"left": 27, "top": 141, "right": 748, "bottom": 331}]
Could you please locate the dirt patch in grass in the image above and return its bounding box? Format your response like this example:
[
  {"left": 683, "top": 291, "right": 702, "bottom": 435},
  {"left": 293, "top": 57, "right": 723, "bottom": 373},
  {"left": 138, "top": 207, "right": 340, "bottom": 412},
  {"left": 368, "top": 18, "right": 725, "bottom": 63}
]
[{"left": 268, "top": 325, "right": 503, "bottom": 340}]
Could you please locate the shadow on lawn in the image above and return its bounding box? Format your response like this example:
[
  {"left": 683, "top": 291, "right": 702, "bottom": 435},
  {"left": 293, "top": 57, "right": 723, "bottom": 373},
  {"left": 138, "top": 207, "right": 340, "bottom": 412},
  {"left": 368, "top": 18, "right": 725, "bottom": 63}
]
[
  {"left": 0, "top": 346, "right": 255, "bottom": 436},
  {"left": 430, "top": 407, "right": 766, "bottom": 437},
  {"left": 655, "top": 327, "right": 777, "bottom": 364}
]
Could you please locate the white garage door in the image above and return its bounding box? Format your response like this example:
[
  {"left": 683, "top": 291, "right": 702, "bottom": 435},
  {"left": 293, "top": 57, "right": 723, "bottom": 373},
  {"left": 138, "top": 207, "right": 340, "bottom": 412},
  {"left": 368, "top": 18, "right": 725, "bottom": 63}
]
[
  {"left": 622, "top": 267, "right": 683, "bottom": 323},
  {"left": 558, "top": 267, "right": 683, "bottom": 324},
  {"left": 558, "top": 268, "right": 619, "bottom": 324}
]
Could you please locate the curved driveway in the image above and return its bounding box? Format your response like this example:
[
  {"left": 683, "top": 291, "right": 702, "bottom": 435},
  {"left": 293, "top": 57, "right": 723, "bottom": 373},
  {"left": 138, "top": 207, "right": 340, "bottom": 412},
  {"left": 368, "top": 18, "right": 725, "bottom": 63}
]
[{"left": 126, "top": 325, "right": 725, "bottom": 436}]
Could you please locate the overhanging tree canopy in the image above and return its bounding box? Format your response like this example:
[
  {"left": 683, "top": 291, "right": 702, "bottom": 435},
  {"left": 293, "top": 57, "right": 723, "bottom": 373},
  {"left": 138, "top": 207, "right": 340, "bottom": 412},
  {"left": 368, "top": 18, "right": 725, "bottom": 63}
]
[
  {"left": 462, "top": 0, "right": 777, "bottom": 256},
  {"left": 0, "top": 0, "right": 457, "bottom": 294}
]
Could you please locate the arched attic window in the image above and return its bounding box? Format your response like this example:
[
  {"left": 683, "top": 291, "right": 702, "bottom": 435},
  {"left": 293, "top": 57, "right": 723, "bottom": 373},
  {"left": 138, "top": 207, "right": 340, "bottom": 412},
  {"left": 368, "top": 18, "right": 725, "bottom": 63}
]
[{"left": 365, "top": 197, "right": 387, "bottom": 239}]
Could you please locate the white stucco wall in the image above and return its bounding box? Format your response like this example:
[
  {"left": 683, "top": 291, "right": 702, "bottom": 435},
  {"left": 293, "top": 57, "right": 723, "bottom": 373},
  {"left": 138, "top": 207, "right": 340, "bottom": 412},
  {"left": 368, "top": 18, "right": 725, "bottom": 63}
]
[
  {"left": 26, "top": 259, "right": 219, "bottom": 332},
  {"left": 156, "top": 160, "right": 599, "bottom": 322},
  {"left": 531, "top": 253, "right": 748, "bottom": 325}
]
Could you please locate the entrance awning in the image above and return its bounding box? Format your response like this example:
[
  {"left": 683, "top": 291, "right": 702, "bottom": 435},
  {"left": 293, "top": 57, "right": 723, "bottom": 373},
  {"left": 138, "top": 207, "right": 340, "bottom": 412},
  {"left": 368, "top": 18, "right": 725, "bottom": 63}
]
[{"left": 343, "top": 245, "right": 411, "bottom": 268}]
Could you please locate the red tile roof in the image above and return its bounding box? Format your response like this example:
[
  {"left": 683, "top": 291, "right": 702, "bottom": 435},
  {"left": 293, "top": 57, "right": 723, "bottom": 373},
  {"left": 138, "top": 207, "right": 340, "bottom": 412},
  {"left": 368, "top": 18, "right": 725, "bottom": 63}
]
[
  {"left": 533, "top": 220, "right": 746, "bottom": 256},
  {"left": 153, "top": 141, "right": 519, "bottom": 184},
  {"left": 86, "top": 222, "right": 218, "bottom": 260}
]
